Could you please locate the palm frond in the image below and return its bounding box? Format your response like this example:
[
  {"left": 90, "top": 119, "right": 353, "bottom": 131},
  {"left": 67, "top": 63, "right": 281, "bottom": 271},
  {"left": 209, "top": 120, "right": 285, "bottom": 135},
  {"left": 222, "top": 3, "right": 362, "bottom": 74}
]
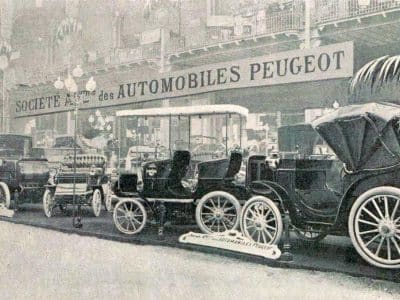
[{"left": 350, "top": 55, "right": 400, "bottom": 93}]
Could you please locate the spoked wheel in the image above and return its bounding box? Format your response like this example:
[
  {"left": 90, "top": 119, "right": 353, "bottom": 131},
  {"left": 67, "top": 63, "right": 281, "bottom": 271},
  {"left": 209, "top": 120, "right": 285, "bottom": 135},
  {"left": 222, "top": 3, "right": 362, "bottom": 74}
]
[
  {"left": 195, "top": 191, "right": 241, "bottom": 234},
  {"left": 0, "top": 182, "right": 10, "bottom": 209},
  {"left": 349, "top": 186, "right": 400, "bottom": 269},
  {"left": 293, "top": 228, "right": 327, "bottom": 243},
  {"left": 113, "top": 199, "right": 147, "bottom": 235},
  {"left": 43, "top": 189, "right": 55, "bottom": 218},
  {"left": 240, "top": 196, "right": 283, "bottom": 245},
  {"left": 91, "top": 189, "right": 102, "bottom": 217},
  {"left": 104, "top": 184, "right": 113, "bottom": 212}
]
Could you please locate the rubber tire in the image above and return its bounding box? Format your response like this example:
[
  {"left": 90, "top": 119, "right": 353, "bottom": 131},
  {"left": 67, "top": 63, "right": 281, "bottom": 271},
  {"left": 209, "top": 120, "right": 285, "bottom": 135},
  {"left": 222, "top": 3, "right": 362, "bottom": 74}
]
[
  {"left": 195, "top": 191, "right": 241, "bottom": 234},
  {"left": 348, "top": 186, "right": 400, "bottom": 269},
  {"left": 0, "top": 182, "right": 10, "bottom": 209},
  {"left": 113, "top": 199, "right": 147, "bottom": 235},
  {"left": 240, "top": 196, "right": 283, "bottom": 245},
  {"left": 43, "top": 189, "right": 54, "bottom": 218},
  {"left": 91, "top": 189, "right": 102, "bottom": 217}
]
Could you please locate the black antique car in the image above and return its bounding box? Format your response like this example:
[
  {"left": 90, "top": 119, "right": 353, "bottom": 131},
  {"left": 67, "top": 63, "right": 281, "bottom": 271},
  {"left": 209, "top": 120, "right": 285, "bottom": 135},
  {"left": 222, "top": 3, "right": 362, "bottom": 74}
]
[
  {"left": 112, "top": 149, "right": 245, "bottom": 235},
  {"left": 238, "top": 102, "right": 400, "bottom": 269},
  {"left": 0, "top": 134, "right": 49, "bottom": 209},
  {"left": 111, "top": 104, "right": 248, "bottom": 235},
  {"left": 43, "top": 154, "right": 111, "bottom": 217}
]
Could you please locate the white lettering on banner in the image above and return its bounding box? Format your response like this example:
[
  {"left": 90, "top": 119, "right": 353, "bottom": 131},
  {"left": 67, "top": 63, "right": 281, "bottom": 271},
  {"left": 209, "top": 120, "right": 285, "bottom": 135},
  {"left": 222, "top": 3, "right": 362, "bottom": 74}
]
[
  {"left": 13, "top": 42, "right": 353, "bottom": 118},
  {"left": 178, "top": 230, "right": 281, "bottom": 260}
]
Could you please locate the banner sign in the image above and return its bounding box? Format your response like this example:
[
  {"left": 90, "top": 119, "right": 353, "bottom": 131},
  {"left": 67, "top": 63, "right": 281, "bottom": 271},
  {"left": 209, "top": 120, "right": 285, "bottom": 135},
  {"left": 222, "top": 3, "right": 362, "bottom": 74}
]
[
  {"left": 179, "top": 230, "right": 281, "bottom": 260},
  {"left": 13, "top": 42, "right": 353, "bottom": 118}
]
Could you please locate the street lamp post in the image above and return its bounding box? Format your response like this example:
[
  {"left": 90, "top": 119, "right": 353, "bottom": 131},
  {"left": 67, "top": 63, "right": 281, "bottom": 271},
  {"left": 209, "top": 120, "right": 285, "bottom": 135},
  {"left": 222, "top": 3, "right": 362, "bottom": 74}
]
[{"left": 54, "top": 66, "right": 96, "bottom": 228}]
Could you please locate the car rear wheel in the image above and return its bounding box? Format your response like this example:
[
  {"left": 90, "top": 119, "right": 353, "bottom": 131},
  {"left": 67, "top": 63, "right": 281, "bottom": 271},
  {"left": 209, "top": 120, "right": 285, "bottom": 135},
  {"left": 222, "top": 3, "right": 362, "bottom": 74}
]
[
  {"left": 0, "top": 182, "right": 10, "bottom": 209},
  {"left": 113, "top": 199, "right": 147, "bottom": 235},
  {"left": 240, "top": 196, "right": 283, "bottom": 245},
  {"left": 91, "top": 189, "right": 102, "bottom": 217},
  {"left": 43, "top": 189, "right": 54, "bottom": 218},
  {"left": 195, "top": 191, "right": 241, "bottom": 234},
  {"left": 349, "top": 186, "right": 400, "bottom": 269}
]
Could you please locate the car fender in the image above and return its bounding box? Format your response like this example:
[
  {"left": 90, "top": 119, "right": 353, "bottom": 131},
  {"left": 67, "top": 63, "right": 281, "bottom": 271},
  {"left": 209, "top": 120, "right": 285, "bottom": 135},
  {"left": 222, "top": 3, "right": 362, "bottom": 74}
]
[
  {"left": 335, "top": 171, "right": 400, "bottom": 227},
  {"left": 250, "top": 180, "right": 289, "bottom": 210}
]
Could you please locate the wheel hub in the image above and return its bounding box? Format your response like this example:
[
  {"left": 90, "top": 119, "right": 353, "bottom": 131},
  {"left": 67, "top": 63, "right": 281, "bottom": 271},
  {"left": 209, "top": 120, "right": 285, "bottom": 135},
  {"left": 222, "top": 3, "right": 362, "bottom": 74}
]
[
  {"left": 253, "top": 217, "right": 266, "bottom": 231},
  {"left": 126, "top": 211, "right": 134, "bottom": 219},
  {"left": 213, "top": 209, "right": 224, "bottom": 220},
  {"left": 379, "top": 219, "right": 396, "bottom": 238}
]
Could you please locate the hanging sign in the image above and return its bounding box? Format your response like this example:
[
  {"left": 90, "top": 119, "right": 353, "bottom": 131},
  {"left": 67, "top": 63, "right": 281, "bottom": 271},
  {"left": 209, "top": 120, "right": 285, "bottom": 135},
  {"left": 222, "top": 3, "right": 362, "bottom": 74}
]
[
  {"left": 179, "top": 230, "right": 281, "bottom": 260},
  {"left": 13, "top": 42, "right": 353, "bottom": 118}
]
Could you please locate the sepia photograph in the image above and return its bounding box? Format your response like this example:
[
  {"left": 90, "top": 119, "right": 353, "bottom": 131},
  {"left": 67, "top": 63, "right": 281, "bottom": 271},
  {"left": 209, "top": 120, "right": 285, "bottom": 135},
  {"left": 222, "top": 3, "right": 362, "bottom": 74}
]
[{"left": 0, "top": 0, "right": 400, "bottom": 299}]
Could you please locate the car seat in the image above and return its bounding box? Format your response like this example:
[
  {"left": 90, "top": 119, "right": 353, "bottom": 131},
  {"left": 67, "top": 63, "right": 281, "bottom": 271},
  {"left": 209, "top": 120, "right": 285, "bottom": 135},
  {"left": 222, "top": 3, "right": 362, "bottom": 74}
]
[{"left": 167, "top": 150, "right": 192, "bottom": 198}]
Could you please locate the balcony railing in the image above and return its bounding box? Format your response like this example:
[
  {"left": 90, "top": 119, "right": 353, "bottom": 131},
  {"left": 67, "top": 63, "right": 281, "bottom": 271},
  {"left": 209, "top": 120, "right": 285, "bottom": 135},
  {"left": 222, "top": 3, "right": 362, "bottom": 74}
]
[
  {"left": 168, "top": 7, "right": 304, "bottom": 54},
  {"left": 315, "top": 0, "right": 400, "bottom": 24}
]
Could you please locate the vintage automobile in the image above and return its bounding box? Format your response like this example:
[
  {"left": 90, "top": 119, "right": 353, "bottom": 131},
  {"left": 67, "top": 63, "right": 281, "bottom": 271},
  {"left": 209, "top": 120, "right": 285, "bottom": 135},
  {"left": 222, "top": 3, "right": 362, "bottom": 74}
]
[
  {"left": 43, "top": 153, "right": 111, "bottom": 217},
  {"left": 0, "top": 134, "right": 49, "bottom": 209},
  {"left": 238, "top": 102, "right": 400, "bottom": 269},
  {"left": 111, "top": 104, "right": 248, "bottom": 235}
]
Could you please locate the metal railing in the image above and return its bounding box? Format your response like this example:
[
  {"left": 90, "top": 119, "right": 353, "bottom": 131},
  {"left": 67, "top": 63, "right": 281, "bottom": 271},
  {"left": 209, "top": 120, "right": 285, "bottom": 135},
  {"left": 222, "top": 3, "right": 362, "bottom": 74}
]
[
  {"left": 314, "top": 0, "right": 400, "bottom": 24},
  {"left": 168, "top": 7, "right": 304, "bottom": 54}
]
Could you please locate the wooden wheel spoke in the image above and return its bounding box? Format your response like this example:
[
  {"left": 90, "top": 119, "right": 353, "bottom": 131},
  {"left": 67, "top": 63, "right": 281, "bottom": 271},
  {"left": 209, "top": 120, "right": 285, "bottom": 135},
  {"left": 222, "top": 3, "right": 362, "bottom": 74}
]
[
  {"left": 264, "top": 228, "right": 273, "bottom": 240},
  {"left": 221, "top": 199, "right": 228, "bottom": 209},
  {"left": 117, "top": 207, "right": 127, "bottom": 214},
  {"left": 383, "top": 196, "right": 390, "bottom": 218},
  {"left": 224, "top": 206, "right": 235, "bottom": 212},
  {"left": 203, "top": 205, "right": 214, "bottom": 211},
  {"left": 221, "top": 219, "right": 228, "bottom": 231},
  {"left": 132, "top": 217, "right": 142, "bottom": 225},
  {"left": 387, "top": 238, "right": 392, "bottom": 260},
  {"left": 261, "top": 231, "right": 267, "bottom": 244},
  {"left": 210, "top": 199, "right": 217, "bottom": 209},
  {"left": 391, "top": 199, "right": 400, "bottom": 220},
  {"left": 265, "top": 224, "right": 277, "bottom": 231},
  {"left": 263, "top": 208, "right": 271, "bottom": 219},
  {"left": 362, "top": 207, "right": 381, "bottom": 223},
  {"left": 129, "top": 219, "right": 137, "bottom": 231},
  {"left": 210, "top": 219, "right": 216, "bottom": 228},
  {"left": 359, "top": 229, "right": 379, "bottom": 235},
  {"left": 364, "top": 233, "right": 380, "bottom": 247},
  {"left": 204, "top": 216, "right": 214, "bottom": 224},
  {"left": 358, "top": 218, "right": 379, "bottom": 227},
  {"left": 223, "top": 216, "right": 234, "bottom": 226},
  {"left": 372, "top": 198, "right": 385, "bottom": 220},
  {"left": 390, "top": 237, "right": 400, "bottom": 255},
  {"left": 375, "top": 236, "right": 385, "bottom": 256},
  {"left": 224, "top": 213, "right": 237, "bottom": 217}
]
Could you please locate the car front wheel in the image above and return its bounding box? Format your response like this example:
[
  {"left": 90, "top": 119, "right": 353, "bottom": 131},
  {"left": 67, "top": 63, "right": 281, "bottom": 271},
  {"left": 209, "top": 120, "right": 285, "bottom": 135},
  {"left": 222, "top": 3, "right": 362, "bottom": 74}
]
[
  {"left": 91, "top": 189, "right": 102, "bottom": 217},
  {"left": 0, "top": 182, "right": 10, "bottom": 209},
  {"left": 113, "top": 199, "right": 147, "bottom": 235},
  {"left": 43, "top": 189, "right": 54, "bottom": 218}
]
